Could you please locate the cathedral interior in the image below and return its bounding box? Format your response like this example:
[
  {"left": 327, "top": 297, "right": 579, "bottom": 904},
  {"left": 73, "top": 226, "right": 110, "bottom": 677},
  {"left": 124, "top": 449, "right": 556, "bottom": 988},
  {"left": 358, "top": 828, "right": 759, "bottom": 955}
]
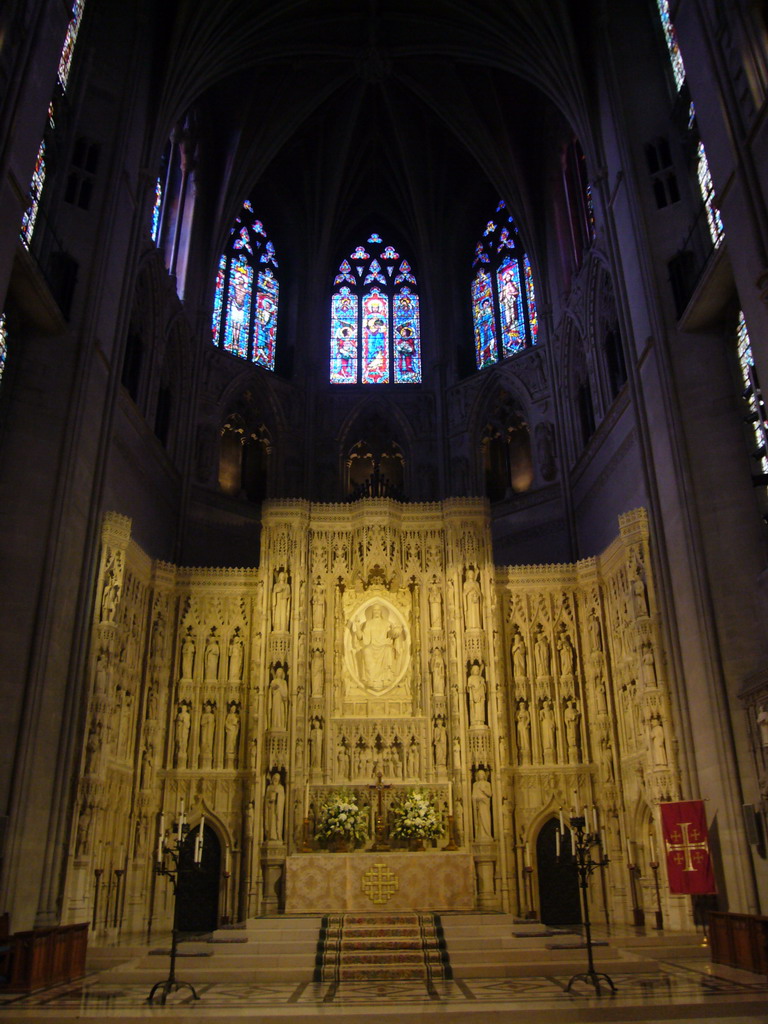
[{"left": 1, "top": 0, "right": 768, "bottom": 1018}]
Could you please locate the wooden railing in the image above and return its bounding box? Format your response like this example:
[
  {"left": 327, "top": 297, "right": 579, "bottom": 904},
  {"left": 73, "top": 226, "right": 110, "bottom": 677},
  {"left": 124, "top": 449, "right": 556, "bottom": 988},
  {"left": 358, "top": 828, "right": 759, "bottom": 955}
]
[
  {"left": 3, "top": 923, "right": 88, "bottom": 993},
  {"left": 709, "top": 912, "right": 768, "bottom": 975}
]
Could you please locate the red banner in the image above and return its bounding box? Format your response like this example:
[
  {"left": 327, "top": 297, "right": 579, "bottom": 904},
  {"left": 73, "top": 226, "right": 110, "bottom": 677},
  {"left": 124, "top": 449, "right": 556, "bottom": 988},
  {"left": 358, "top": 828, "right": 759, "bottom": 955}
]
[{"left": 659, "top": 800, "right": 717, "bottom": 895}]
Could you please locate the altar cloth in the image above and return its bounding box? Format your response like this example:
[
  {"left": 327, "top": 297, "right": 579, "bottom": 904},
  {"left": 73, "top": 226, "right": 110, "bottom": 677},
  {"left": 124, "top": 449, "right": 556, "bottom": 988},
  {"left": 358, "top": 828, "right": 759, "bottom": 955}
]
[{"left": 284, "top": 850, "right": 475, "bottom": 913}]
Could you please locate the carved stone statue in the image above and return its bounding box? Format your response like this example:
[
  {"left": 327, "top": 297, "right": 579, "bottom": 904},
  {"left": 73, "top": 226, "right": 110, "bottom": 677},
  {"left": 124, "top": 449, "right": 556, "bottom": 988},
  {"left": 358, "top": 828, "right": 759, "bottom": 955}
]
[
  {"left": 199, "top": 702, "right": 215, "bottom": 767},
  {"left": 599, "top": 734, "right": 614, "bottom": 783},
  {"left": 432, "top": 718, "right": 448, "bottom": 768},
  {"left": 228, "top": 630, "right": 243, "bottom": 680},
  {"left": 224, "top": 704, "right": 240, "bottom": 766},
  {"left": 265, "top": 772, "right": 285, "bottom": 841},
  {"left": 557, "top": 631, "right": 576, "bottom": 678},
  {"left": 472, "top": 769, "right": 493, "bottom": 840},
  {"left": 463, "top": 568, "right": 482, "bottom": 630},
  {"left": 309, "top": 717, "right": 323, "bottom": 769},
  {"left": 205, "top": 633, "right": 220, "bottom": 680},
  {"left": 84, "top": 718, "right": 103, "bottom": 775},
  {"left": 564, "top": 698, "right": 581, "bottom": 763},
  {"left": 181, "top": 631, "right": 195, "bottom": 679},
  {"left": 272, "top": 569, "right": 291, "bottom": 632},
  {"left": 428, "top": 581, "right": 443, "bottom": 629},
  {"left": 311, "top": 577, "right": 325, "bottom": 630},
  {"left": 534, "top": 629, "right": 551, "bottom": 677},
  {"left": 641, "top": 642, "right": 657, "bottom": 687},
  {"left": 651, "top": 716, "right": 668, "bottom": 765},
  {"left": 467, "top": 663, "right": 487, "bottom": 726},
  {"left": 587, "top": 609, "right": 602, "bottom": 652},
  {"left": 511, "top": 630, "right": 527, "bottom": 680},
  {"left": 94, "top": 652, "right": 109, "bottom": 695},
  {"left": 539, "top": 698, "right": 555, "bottom": 763},
  {"left": 406, "top": 738, "right": 420, "bottom": 778},
  {"left": 430, "top": 647, "right": 446, "bottom": 696},
  {"left": 310, "top": 648, "right": 324, "bottom": 697},
  {"left": 175, "top": 704, "right": 191, "bottom": 767},
  {"left": 140, "top": 744, "right": 154, "bottom": 789},
  {"left": 631, "top": 568, "right": 649, "bottom": 619},
  {"left": 76, "top": 803, "right": 93, "bottom": 856},
  {"left": 337, "top": 743, "right": 350, "bottom": 780},
  {"left": 516, "top": 700, "right": 531, "bottom": 764},
  {"left": 452, "top": 736, "right": 462, "bottom": 769},
  {"left": 100, "top": 571, "right": 119, "bottom": 623},
  {"left": 269, "top": 666, "right": 288, "bottom": 731}
]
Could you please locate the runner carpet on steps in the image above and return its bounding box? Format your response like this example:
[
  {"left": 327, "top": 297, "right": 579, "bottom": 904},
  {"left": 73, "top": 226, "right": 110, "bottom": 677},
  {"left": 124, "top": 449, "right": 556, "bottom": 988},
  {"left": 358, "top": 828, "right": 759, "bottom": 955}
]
[{"left": 313, "top": 913, "right": 452, "bottom": 982}]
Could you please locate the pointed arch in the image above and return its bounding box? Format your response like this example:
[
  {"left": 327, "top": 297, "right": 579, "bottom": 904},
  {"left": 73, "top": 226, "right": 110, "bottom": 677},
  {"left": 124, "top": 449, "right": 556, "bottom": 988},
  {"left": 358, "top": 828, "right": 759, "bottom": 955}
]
[
  {"left": 211, "top": 201, "right": 279, "bottom": 370},
  {"left": 471, "top": 201, "right": 538, "bottom": 370}
]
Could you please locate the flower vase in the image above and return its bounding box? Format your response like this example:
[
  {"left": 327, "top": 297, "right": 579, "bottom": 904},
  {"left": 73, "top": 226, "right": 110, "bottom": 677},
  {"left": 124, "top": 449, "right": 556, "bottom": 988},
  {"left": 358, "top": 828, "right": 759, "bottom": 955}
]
[{"left": 408, "top": 837, "right": 425, "bottom": 851}]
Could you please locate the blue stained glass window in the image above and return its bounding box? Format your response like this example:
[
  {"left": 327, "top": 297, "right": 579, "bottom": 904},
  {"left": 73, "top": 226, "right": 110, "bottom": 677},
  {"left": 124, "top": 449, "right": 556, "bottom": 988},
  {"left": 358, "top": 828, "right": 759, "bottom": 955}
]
[
  {"left": 330, "top": 234, "right": 422, "bottom": 384},
  {"left": 0, "top": 312, "right": 8, "bottom": 387},
  {"left": 497, "top": 257, "right": 526, "bottom": 356},
  {"left": 330, "top": 287, "right": 359, "bottom": 383},
  {"left": 393, "top": 289, "right": 421, "bottom": 384},
  {"left": 471, "top": 202, "right": 538, "bottom": 369},
  {"left": 211, "top": 201, "right": 279, "bottom": 370},
  {"left": 20, "top": 142, "right": 46, "bottom": 247},
  {"left": 151, "top": 178, "right": 162, "bottom": 242},
  {"left": 472, "top": 270, "right": 498, "bottom": 368},
  {"left": 57, "top": 0, "right": 86, "bottom": 92}
]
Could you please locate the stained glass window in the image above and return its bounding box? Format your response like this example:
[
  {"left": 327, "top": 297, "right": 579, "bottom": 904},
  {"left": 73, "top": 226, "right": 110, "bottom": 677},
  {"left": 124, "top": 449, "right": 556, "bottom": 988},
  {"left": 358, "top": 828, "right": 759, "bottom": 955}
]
[
  {"left": 0, "top": 312, "right": 8, "bottom": 387},
  {"left": 151, "top": 178, "right": 162, "bottom": 242},
  {"left": 471, "top": 201, "right": 538, "bottom": 369},
  {"left": 210, "top": 201, "right": 279, "bottom": 370},
  {"left": 20, "top": 1, "right": 86, "bottom": 249},
  {"left": 655, "top": 0, "right": 723, "bottom": 250},
  {"left": 736, "top": 311, "right": 768, "bottom": 476},
  {"left": 330, "top": 235, "right": 422, "bottom": 384}
]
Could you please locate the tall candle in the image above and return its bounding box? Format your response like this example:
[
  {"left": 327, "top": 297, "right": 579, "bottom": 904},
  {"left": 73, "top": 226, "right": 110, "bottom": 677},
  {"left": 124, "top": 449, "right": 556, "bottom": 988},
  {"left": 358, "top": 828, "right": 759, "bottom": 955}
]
[
  {"left": 448, "top": 781, "right": 453, "bottom": 816},
  {"left": 198, "top": 815, "right": 205, "bottom": 860},
  {"left": 555, "top": 828, "right": 561, "bottom": 859},
  {"left": 559, "top": 807, "right": 564, "bottom": 833},
  {"left": 304, "top": 781, "right": 310, "bottom": 818},
  {"left": 592, "top": 807, "right": 598, "bottom": 834},
  {"left": 571, "top": 828, "right": 576, "bottom": 855}
]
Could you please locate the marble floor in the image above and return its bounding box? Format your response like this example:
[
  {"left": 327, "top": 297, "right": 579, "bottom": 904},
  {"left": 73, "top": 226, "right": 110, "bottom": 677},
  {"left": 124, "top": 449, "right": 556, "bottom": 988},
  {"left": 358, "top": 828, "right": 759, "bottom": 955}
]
[{"left": 1, "top": 933, "right": 767, "bottom": 1023}]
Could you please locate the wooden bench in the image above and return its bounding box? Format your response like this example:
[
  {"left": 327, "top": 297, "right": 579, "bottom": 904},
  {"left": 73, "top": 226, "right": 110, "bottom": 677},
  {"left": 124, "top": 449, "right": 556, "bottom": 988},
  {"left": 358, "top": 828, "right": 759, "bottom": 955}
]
[
  {"left": 709, "top": 911, "right": 768, "bottom": 975},
  {"left": 3, "top": 922, "right": 88, "bottom": 993}
]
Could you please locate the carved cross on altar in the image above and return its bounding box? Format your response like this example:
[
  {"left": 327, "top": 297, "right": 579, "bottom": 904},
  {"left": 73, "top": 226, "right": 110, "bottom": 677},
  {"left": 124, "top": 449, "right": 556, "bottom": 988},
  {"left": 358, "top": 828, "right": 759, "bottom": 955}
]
[{"left": 369, "top": 772, "right": 391, "bottom": 851}]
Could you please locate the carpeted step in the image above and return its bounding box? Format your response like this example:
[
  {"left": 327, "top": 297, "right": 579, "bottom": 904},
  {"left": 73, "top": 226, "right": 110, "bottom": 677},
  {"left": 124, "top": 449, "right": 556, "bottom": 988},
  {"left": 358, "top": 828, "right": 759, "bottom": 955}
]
[{"left": 314, "top": 912, "right": 452, "bottom": 983}]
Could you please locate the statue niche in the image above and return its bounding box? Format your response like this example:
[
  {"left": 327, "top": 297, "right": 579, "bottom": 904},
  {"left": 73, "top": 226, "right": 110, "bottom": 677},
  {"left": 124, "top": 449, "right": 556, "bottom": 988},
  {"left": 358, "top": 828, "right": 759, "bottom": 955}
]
[{"left": 344, "top": 598, "right": 410, "bottom": 695}]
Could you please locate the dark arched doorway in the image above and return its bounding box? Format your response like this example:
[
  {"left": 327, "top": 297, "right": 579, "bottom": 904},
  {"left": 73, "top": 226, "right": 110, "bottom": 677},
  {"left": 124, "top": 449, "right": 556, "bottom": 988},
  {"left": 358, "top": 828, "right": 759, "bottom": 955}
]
[
  {"left": 537, "top": 818, "right": 581, "bottom": 926},
  {"left": 176, "top": 824, "right": 221, "bottom": 933}
]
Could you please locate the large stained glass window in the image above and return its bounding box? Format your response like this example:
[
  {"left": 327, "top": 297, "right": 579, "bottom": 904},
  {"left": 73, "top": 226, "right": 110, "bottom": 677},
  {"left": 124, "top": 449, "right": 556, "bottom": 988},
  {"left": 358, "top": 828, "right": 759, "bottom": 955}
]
[
  {"left": 330, "top": 235, "right": 422, "bottom": 384},
  {"left": 20, "top": 0, "right": 86, "bottom": 249},
  {"left": 210, "top": 201, "right": 279, "bottom": 370},
  {"left": 471, "top": 201, "right": 538, "bottom": 369}
]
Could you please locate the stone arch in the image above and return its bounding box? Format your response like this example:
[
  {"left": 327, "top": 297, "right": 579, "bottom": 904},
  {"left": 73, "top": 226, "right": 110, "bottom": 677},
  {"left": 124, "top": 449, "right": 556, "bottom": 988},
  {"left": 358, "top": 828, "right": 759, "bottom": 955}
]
[{"left": 338, "top": 398, "right": 414, "bottom": 500}]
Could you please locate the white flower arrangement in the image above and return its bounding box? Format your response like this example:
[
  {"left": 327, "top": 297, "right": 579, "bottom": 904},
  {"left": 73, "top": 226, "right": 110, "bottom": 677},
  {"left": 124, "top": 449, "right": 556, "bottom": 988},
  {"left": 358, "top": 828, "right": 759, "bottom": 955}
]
[
  {"left": 391, "top": 788, "right": 444, "bottom": 841},
  {"left": 315, "top": 791, "right": 368, "bottom": 845}
]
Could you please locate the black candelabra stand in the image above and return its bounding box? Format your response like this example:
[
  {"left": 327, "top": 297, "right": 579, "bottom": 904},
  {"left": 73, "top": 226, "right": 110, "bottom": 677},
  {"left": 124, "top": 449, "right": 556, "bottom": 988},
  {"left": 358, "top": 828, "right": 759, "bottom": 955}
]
[
  {"left": 147, "top": 816, "right": 203, "bottom": 1006},
  {"left": 559, "top": 814, "right": 616, "bottom": 997}
]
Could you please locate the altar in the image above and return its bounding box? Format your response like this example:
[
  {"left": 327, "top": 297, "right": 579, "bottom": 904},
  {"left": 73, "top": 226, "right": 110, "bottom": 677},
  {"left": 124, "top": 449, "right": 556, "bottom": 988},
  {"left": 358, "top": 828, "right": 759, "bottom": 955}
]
[{"left": 284, "top": 851, "right": 476, "bottom": 913}]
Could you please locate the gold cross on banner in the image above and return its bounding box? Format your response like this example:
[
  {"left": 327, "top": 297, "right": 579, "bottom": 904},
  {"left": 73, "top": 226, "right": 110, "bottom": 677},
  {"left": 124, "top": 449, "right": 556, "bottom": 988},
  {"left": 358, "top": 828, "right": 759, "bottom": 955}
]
[
  {"left": 666, "top": 821, "right": 709, "bottom": 872},
  {"left": 361, "top": 862, "right": 399, "bottom": 905}
]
